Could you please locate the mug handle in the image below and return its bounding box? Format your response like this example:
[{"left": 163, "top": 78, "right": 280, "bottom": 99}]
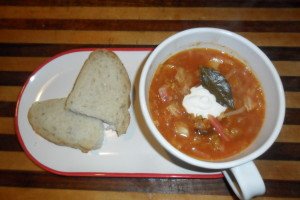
[{"left": 222, "top": 161, "right": 266, "bottom": 200}]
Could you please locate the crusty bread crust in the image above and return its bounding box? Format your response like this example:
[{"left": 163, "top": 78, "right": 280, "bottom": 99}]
[
  {"left": 28, "top": 98, "right": 104, "bottom": 152},
  {"left": 66, "top": 50, "right": 131, "bottom": 135}
]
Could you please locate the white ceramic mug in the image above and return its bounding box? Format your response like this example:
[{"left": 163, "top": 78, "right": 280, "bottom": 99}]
[{"left": 139, "top": 28, "right": 285, "bottom": 200}]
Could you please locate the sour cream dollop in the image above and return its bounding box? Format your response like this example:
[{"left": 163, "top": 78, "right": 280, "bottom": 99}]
[{"left": 182, "top": 85, "right": 227, "bottom": 118}]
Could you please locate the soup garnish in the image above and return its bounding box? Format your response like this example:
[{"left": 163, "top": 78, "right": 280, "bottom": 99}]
[
  {"left": 149, "top": 48, "right": 265, "bottom": 161},
  {"left": 201, "top": 67, "right": 234, "bottom": 109}
]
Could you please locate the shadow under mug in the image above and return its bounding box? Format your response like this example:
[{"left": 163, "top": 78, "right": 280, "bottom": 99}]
[{"left": 139, "top": 28, "right": 285, "bottom": 200}]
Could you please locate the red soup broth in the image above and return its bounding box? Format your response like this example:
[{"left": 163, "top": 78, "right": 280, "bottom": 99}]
[{"left": 149, "top": 48, "right": 265, "bottom": 161}]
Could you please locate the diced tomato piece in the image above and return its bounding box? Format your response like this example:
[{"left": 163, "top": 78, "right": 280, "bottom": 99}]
[{"left": 207, "top": 115, "right": 230, "bottom": 142}]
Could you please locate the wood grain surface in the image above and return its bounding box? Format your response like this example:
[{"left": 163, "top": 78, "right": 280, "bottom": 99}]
[{"left": 0, "top": 0, "right": 299, "bottom": 199}]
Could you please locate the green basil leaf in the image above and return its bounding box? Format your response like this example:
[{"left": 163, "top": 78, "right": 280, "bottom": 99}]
[{"left": 201, "top": 67, "right": 234, "bottom": 109}]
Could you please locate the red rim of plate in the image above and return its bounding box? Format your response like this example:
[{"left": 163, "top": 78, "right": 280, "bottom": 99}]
[{"left": 14, "top": 47, "right": 223, "bottom": 178}]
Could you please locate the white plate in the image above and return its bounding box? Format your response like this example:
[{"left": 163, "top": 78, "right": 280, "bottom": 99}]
[{"left": 15, "top": 48, "right": 222, "bottom": 178}]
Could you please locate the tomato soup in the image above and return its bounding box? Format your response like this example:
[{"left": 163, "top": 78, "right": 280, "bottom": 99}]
[{"left": 149, "top": 48, "right": 265, "bottom": 161}]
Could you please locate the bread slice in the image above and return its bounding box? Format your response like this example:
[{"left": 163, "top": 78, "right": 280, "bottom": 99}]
[
  {"left": 66, "top": 50, "right": 131, "bottom": 135},
  {"left": 28, "top": 98, "right": 104, "bottom": 152}
]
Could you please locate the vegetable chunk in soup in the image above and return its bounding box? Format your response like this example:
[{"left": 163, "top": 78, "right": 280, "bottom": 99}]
[{"left": 149, "top": 48, "right": 265, "bottom": 161}]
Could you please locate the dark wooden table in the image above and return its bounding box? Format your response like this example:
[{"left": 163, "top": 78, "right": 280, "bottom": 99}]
[{"left": 0, "top": 1, "right": 299, "bottom": 199}]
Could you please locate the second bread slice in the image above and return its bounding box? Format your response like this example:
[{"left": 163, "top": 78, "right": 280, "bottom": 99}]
[{"left": 66, "top": 50, "right": 131, "bottom": 135}]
